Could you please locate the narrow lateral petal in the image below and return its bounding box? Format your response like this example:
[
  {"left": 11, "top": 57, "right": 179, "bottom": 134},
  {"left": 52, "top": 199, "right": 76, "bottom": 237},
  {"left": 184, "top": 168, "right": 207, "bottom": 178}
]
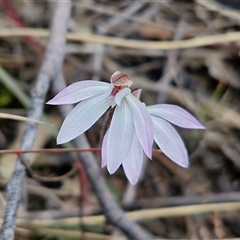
[
  {"left": 47, "top": 81, "right": 110, "bottom": 105},
  {"left": 106, "top": 99, "right": 134, "bottom": 174},
  {"left": 57, "top": 94, "right": 110, "bottom": 144},
  {"left": 101, "top": 130, "right": 108, "bottom": 168},
  {"left": 122, "top": 132, "right": 143, "bottom": 185},
  {"left": 131, "top": 89, "right": 142, "bottom": 99},
  {"left": 147, "top": 104, "right": 205, "bottom": 129},
  {"left": 115, "top": 88, "right": 131, "bottom": 106},
  {"left": 126, "top": 94, "right": 153, "bottom": 159},
  {"left": 152, "top": 116, "right": 189, "bottom": 168}
]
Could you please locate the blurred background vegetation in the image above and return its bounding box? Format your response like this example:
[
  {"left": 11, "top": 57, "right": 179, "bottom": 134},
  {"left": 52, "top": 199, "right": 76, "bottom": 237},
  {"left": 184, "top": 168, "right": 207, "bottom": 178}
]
[{"left": 1, "top": 0, "right": 240, "bottom": 239}]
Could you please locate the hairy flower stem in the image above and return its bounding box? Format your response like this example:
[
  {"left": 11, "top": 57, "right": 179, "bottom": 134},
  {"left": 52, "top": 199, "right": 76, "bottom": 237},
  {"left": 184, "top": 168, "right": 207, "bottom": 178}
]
[{"left": 99, "top": 107, "right": 115, "bottom": 145}]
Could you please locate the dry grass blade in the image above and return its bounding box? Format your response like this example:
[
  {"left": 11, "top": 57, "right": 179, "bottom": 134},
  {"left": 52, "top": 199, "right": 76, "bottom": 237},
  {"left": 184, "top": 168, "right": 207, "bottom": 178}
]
[
  {"left": 0, "top": 113, "right": 47, "bottom": 124},
  {"left": 18, "top": 227, "right": 126, "bottom": 240},
  {"left": 10, "top": 202, "right": 240, "bottom": 227},
  {"left": 1, "top": 28, "right": 240, "bottom": 49}
]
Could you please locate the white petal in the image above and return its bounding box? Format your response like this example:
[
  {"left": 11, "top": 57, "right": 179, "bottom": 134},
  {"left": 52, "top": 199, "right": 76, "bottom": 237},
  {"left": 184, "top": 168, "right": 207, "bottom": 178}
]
[
  {"left": 106, "top": 99, "right": 134, "bottom": 174},
  {"left": 47, "top": 81, "right": 110, "bottom": 105},
  {"left": 57, "top": 94, "right": 110, "bottom": 144},
  {"left": 101, "top": 130, "right": 108, "bottom": 168},
  {"left": 122, "top": 132, "right": 143, "bottom": 185},
  {"left": 147, "top": 104, "right": 205, "bottom": 129},
  {"left": 115, "top": 88, "right": 131, "bottom": 105},
  {"left": 126, "top": 94, "right": 153, "bottom": 159},
  {"left": 131, "top": 89, "right": 142, "bottom": 99},
  {"left": 152, "top": 116, "right": 188, "bottom": 168}
]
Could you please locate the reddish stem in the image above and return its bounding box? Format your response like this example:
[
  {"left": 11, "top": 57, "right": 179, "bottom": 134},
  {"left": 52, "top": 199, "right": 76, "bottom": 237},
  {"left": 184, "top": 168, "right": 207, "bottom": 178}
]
[
  {"left": 76, "top": 160, "right": 88, "bottom": 205},
  {"left": 0, "top": 147, "right": 101, "bottom": 155},
  {"left": 1, "top": 0, "right": 24, "bottom": 27}
]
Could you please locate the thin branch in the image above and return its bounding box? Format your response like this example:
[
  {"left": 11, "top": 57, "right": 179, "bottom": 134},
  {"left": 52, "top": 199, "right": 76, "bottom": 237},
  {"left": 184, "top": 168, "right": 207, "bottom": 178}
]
[
  {"left": 0, "top": 147, "right": 101, "bottom": 155},
  {"left": 0, "top": 1, "right": 72, "bottom": 239},
  {"left": 131, "top": 192, "right": 240, "bottom": 209}
]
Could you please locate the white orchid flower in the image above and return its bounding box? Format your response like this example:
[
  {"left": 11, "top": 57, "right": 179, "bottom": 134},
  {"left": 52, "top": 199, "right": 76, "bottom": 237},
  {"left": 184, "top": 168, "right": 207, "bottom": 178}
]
[{"left": 47, "top": 71, "right": 204, "bottom": 184}]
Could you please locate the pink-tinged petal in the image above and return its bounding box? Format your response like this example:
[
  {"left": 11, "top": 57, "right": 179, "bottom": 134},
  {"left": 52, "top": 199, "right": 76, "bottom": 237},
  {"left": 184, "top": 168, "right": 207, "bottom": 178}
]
[
  {"left": 47, "top": 81, "right": 110, "bottom": 105},
  {"left": 57, "top": 94, "right": 110, "bottom": 144},
  {"left": 115, "top": 88, "right": 131, "bottom": 105},
  {"left": 147, "top": 104, "right": 205, "bottom": 129},
  {"left": 122, "top": 132, "right": 143, "bottom": 185},
  {"left": 101, "top": 130, "right": 108, "bottom": 168},
  {"left": 126, "top": 94, "right": 153, "bottom": 159},
  {"left": 106, "top": 99, "right": 134, "bottom": 174},
  {"left": 131, "top": 89, "right": 142, "bottom": 99},
  {"left": 103, "top": 85, "right": 117, "bottom": 107},
  {"left": 152, "top": 116, "right": 188, "bottom": 168}
]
